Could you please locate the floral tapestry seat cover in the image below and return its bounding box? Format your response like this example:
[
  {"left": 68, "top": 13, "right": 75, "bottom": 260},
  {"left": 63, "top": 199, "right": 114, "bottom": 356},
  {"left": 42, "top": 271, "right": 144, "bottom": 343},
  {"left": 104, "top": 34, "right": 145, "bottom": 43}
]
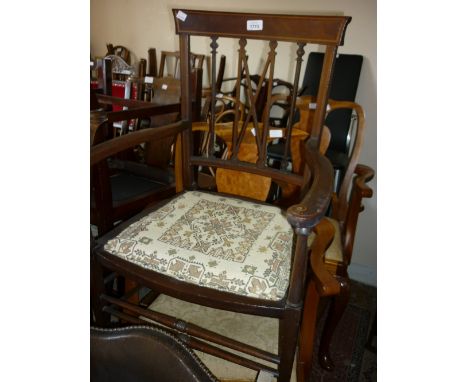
[{"left": 104, "top": 191, "right": 294, "bottom": 301}]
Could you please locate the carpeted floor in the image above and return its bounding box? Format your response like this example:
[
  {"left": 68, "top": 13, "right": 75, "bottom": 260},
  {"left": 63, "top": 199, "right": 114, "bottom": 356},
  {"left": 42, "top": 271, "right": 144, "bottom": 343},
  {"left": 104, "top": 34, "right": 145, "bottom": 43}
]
[{"left": 308, "top": 280, "right": 377, "bottom": 382}]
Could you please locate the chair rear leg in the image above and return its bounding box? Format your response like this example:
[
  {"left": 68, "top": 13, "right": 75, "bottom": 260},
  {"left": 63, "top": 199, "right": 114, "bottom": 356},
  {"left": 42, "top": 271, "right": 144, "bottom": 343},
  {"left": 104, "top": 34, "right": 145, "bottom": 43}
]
[
  {"left": 278, "top": 308, "right": 301, "bottom": 382},
  {"left": 318, "top": 276, "right": 350, "bottom": 371}
]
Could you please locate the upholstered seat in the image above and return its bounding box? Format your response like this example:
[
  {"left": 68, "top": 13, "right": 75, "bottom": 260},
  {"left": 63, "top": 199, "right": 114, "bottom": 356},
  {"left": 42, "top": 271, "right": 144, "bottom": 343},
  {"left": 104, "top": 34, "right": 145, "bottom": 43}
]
[{"left": 103, "top": 191, "right": 293, "bottom": 301}]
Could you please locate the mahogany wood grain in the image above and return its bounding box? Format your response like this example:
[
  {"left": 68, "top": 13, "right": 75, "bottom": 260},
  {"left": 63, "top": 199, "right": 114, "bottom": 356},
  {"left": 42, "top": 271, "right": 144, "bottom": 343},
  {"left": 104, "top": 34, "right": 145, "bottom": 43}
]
[
  {"left": 297, "top": 281, "right": 320, "bottom": 382},
  {"left": 172, "top": 10, "right": 351, "bottom": 45},
  {"left": 102, "top": 307, "right": 279, "bottom": 376},
  {"left": 308, "top": 219, "right": 341, "bottom": 297}
]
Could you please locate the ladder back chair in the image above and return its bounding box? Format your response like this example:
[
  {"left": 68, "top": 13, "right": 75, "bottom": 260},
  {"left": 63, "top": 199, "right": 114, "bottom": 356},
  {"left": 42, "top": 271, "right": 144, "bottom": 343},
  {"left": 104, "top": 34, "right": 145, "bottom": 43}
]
[
  {"left": 158, "top": 50, "right": 205, "bottom": 79},
  {"left": 91, "top": 9, "right": 351, "bottom": 382}
]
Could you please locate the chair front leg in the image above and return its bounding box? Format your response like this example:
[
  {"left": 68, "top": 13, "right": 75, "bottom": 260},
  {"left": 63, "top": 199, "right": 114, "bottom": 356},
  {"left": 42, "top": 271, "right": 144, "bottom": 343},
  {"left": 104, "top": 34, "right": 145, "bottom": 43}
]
[
  {"left": 318, "top": 275, "right": 350, "bottom": 371},
  {"left": 297, "top": 280, "right": 321, "bottom": 382},
  {"left": 278, "top": 307, "right": 302, "bottom": 382}
]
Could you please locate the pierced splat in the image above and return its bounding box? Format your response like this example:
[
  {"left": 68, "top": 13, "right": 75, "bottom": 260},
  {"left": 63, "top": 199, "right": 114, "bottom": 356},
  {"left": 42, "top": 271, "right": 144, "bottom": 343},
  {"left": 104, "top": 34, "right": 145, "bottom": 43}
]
[
  {"left": 280, "top": 42, "right": 306, "bottom": 170},
  {"left": 229, "top": 39, "right": 279, "bottom": 164}
]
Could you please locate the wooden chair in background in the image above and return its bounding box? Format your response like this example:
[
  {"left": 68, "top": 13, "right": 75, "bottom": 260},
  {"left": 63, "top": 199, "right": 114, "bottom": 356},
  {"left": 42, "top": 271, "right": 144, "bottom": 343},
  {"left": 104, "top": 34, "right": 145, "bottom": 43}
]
[
  {"left": 106, "top": 43, "right": 131, "bottom": 64},
  {"left": 91, "top": 99, "right": 181, "bottom": 237},
  {"left": 91, "top": 9, "right": 351, "bottom": 382},
  {"left": 91, "top": 66, "right": 203, "bottom": 236},
  {"left": 297, "top": 98, "right": 374, "bottom": 378},
  {"left": 158, "top": 50, "right": 205, "bottom": 79},
  {"left": 136, "top": 48, "right": 158, "bottom": 101}
]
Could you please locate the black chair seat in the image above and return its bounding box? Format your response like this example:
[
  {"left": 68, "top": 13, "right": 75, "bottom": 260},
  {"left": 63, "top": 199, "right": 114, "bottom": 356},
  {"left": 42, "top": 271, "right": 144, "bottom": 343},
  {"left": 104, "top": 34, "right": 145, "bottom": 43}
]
[{"left": 91, "top": 326, "right": 218, "bottom": 382}]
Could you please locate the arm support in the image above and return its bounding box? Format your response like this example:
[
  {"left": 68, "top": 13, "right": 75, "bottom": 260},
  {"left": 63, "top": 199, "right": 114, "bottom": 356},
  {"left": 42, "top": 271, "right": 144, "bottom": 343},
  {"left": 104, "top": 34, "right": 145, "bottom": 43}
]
[
  {"left": 309, "top": 219, "right": 341, "bottom": 296},
  {"left": 287, "top": 143, "right": 334, "bottom": 229}
]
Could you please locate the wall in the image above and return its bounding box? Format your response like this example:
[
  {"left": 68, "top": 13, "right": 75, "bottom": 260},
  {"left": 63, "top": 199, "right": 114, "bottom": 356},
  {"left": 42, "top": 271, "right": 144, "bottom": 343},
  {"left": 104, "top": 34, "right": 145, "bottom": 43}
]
[{"left": 91, "top": 0, "right": 377, "bottom": 286}]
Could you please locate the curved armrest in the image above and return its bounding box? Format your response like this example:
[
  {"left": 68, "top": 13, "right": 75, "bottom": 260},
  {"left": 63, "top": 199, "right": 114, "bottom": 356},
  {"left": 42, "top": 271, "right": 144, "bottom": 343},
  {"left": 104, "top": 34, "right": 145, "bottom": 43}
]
[
  {"left": 287, "top": 142, "right": 334, "bottom": 229},
  {"left": 309, "top": 219, "right": 341, "bottom": 296},
  {"left": 108, "top": 159, "right": 175, "bottom": 183},
  {"left": 342, "top": 163, "right": 375, "bottom": 262},
  {"left": 91, "top": 121, "right": 187, "bottom": 166},
  {"left": 96, "top": 94, "right": 157, "bottom": 109}
]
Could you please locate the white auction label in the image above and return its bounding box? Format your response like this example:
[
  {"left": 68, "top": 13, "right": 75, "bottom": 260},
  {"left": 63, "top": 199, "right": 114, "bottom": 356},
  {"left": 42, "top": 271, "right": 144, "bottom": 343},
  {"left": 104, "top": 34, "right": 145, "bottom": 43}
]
[
  {"left": 176, "top": 10, "right": 187, "bottom": 21},
  {"left": 161, "top": 84, "right": 168, "bottom": 90},
  {"left": 269, "top": 129, "right": 283, "bottom": 138},
  {"left": 309, "top": 102, "right": 331, "bottom": 111},
  {"left": 251, "top": 129, "right": 283, "bottom": 138},
  {"left": 247, "top": 20, "right": 263, "bottom": 31},
  {"left": 144, "top": 76, "right": 154, "bottom": 84}
]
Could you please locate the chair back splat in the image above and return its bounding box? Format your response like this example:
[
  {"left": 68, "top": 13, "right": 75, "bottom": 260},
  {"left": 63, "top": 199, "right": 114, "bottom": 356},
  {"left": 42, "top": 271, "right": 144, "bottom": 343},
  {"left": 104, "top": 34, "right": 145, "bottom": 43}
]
[
  {"left": 92, "top": 9, "right": 351, "bottom": 382},
  {"left": 173, "top": 10, "right": 350, "bottom": 199}
]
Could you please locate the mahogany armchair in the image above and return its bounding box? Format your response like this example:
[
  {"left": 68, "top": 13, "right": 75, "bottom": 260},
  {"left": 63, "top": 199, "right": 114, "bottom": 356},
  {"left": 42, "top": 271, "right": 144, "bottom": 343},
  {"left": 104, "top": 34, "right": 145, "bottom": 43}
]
[{"left": 91, "top": 9, "right": 351, "bottom": 382}]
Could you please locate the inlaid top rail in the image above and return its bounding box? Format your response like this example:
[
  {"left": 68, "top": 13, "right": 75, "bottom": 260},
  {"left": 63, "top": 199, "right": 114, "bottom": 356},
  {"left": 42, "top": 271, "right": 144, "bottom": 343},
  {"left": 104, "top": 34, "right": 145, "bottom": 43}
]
[{"left": 172, "top": 9, "right": 351, "bottom": 45}]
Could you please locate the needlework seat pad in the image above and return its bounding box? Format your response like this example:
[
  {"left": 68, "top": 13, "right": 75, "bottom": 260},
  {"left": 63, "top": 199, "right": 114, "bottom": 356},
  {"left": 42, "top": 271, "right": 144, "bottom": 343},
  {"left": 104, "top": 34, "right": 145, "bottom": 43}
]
[{"left": 104, "top": 191, "right": 294, "bottom": 301}]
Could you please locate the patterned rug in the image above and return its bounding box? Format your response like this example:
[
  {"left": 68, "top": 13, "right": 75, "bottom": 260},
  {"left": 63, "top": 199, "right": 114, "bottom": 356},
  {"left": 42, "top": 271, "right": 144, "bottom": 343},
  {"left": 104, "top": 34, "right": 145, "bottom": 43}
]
[
  {"left": 308, "top": 302, "right": 371, "bottom": 382},
  {"left": 147, "top": 295, "right": 373, "bottom": 382}
]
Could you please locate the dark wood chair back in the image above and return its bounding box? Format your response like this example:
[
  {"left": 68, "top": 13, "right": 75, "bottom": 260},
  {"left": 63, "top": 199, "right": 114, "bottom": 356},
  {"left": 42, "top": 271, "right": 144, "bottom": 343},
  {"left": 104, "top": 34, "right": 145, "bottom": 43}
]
[
  {"left": 173, "top": 10, "right": 351, "bottom": 206},
  {"left": 158, "top": 50, "right": 205, "bottom": 79}
]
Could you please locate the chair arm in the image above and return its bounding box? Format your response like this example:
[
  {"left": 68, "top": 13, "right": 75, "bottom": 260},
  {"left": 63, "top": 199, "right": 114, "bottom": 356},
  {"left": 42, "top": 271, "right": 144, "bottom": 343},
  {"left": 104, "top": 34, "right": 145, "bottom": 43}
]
[
  {"left": 354, "top": 164, "right": 374, "bottom": 198},
  {"left": 91, "top": 121, "right": 188, "bottom": 166},
  {"left": 287, "top": 142, "right": 334, "bottom": 230},
  {"left": 309, "top": 219, "right": 341, "bottom": 296},
  {"left": 108, "top": 159, "right": 175, "bottom": 183},
  {"left": 96, "top": 94, "right": 158, "bottom": 109},
  {"left": 342, "top": 163, "right": 375, "bottom": 262},
  {"left": 107, "top": 104, "right": 181, "bottom": 125}
]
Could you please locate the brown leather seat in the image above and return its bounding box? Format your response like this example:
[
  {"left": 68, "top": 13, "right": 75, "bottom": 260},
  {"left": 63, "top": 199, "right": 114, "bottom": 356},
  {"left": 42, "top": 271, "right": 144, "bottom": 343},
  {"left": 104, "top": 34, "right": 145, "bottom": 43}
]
[{"left": 91, "top": 325, "right": 218, "bottom": 382}]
